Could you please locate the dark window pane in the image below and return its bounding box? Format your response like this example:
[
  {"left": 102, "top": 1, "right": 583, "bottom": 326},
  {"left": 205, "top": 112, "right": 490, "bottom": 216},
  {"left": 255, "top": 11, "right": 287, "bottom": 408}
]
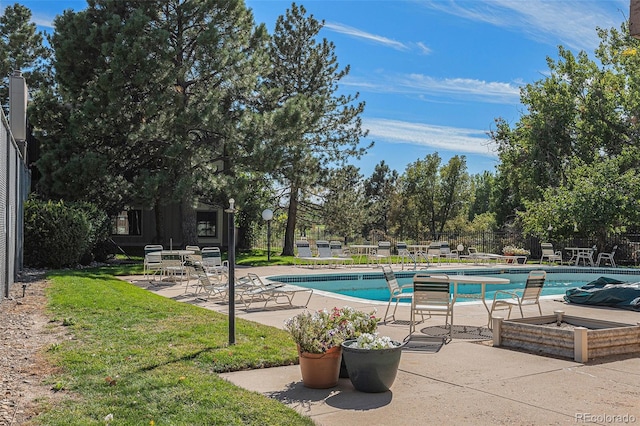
[
  {"left": 197, "top": 211, "right": 217, "bottom": 237},
  {"left": 111, "top": 209, "right": 142, "bottom": 236}
]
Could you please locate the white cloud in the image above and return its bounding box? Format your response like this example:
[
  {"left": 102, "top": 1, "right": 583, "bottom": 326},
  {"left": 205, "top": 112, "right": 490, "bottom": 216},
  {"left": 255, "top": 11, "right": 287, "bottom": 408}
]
[
  {"left": 343, "top": 73, "right": 521, "bottom": 104},
  {"left": 323, "top": 22, "right": 409, "bottom": 51},
  {"left": 364, "top": 118, "right": 498, "bottom": 156},
  {"left": 419, "top": 0, "right": 625, "bottom": 52}
]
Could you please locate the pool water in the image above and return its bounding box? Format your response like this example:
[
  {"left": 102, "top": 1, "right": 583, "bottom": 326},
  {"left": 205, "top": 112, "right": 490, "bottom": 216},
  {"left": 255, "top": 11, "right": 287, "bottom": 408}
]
[{"left": 268, "top": 269, "right": 640, "bottom": 303}]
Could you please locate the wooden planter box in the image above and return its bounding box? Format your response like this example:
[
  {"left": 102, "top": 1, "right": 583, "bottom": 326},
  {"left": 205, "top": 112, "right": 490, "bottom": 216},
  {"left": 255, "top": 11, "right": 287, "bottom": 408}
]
[{"left": 492, "top": 311, "right": 640, "bottom": 362}]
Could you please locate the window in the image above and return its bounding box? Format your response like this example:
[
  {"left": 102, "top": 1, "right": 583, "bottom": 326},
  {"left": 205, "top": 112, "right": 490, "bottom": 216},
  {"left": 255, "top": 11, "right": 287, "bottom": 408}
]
[
  {"left": 111, "top": 209, "right": 142, "bottom": 236},
  {"left": 197, "top": 211, "right": 217, "bottom": 237}
]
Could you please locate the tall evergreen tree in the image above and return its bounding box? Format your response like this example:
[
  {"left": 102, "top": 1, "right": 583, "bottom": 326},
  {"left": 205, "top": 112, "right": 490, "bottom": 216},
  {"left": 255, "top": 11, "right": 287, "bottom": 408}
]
[
  {"left": 363, "top": 161, "right": 398, "bottom": 236},
  {"left": 32, "top": 0, "right": 268, "bottom": 245},
  {"left": 262, "top": 3, "right": 370, "bottom": 256},
  {"left": 0, "top": 3, "right": 51, "bottom": 113}
]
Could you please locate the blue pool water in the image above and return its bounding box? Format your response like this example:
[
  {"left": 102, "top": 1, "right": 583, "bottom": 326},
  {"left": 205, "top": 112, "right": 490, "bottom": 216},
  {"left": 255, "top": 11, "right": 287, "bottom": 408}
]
[{"left": 268, "top": 268, "right": 640, "bottom": 303}]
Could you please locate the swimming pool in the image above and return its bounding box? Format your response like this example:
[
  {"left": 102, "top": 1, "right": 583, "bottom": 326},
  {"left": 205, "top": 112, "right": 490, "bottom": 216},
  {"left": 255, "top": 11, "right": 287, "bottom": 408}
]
[{"left": 268, "top": 267, "right": 640, "bottom": 303}]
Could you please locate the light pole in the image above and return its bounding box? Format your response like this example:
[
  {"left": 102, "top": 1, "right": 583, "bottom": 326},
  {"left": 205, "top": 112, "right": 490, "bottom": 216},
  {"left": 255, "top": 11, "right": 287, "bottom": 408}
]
[
  {"left": 226, "top": 198, "right": 236, "bottom": 345},
  {"left": 262, "top": 208, "right": 273, "bottom": 262}
]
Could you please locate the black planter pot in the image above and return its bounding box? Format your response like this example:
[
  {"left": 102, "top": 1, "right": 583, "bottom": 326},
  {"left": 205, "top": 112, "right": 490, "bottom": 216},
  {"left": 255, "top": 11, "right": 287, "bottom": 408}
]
[{"left": 341, "top": 339, "right": 406, "bottom": 393}]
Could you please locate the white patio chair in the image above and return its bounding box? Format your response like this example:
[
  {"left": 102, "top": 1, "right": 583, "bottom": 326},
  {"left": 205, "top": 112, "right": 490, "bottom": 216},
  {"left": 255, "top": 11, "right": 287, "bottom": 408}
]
[
  {"left": 490, "top": 270, "right": 546, "bottom": 320},
  {"left": 410, "top": 274, "right": 454, "bottom": 340},
  {"left": 381, "top": 265, "right": 413, "bottom": 322},
  {"left": 201, "top": 247, "right": 228, "bottom": 281},
  {"left": 540, "top": 242, "right": 562, "bottom": 264},
  {"left": 596, "top": 245, "right": 617, "bottom": 267},
  {"left": 143, "top": 244, "right": 164, "bottom": 280},
  {"left": 368, "top": 241, "right": 392, "bottom": 266}
]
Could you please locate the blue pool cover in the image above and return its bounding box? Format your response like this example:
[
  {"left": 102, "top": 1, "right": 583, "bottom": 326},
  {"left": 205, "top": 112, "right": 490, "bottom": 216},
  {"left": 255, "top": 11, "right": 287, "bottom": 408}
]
[{"left": 564, "top": 277, "right": 640, "bottom": 311}]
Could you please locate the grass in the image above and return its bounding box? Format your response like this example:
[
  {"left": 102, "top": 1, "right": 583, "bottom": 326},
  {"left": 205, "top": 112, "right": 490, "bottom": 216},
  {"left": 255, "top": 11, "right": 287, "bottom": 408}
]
[{"left": 37, "top": 268, "right": 313, "bottom": 425}]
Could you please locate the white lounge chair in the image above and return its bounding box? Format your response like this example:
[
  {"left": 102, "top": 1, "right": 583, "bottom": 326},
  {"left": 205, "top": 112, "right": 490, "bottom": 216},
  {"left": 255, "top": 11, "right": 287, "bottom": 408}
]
[
  {"left": 368, "top": 241, "right": 392, "bottom": 266},
  {"left": 238, "top": 273, "right": 313, "bottom": 310},
  {"left": 294, "top": 240, "right": 322, "bottom": 268},
  {"left": 316, "top": 240, "right": 350, "bottom": 267}
]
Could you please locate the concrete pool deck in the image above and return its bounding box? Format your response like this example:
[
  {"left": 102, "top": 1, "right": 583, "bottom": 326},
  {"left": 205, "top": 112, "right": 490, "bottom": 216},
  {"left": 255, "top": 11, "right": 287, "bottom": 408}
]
[{"left": 128, "top": 263, "right": 640, "bottom": 425}]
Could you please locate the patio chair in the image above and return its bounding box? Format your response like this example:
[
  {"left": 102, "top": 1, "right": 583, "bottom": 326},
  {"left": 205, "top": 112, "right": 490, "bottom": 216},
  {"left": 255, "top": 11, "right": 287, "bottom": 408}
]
[
  {"left": 438, "top": 241, "right": 459, "bottom": 263},
  {"left": 201, "top": 247, "right": 228, "bottom": 281},
  {"left": 192, "top": 264, "right": 228, "bottom": 301},
  {"left": 368, "top": 241, "right": 392, "bottom": 266},
  {"left": 295, "top": 240, "right": 322, "bottom": 268},
  {"left": 143, "top": 244, "right": 164, "bottom": 280},
  {"left": 540, "top": 242, "right": 562, "bottom": 264},
  {"left": 161, "top": 251, "right": 188, "bottom": 281},
  {"left": 596, "top": 245, "right": 617, "bottom": 267},
  {"left": 382, "top": 265, "right": 413, "bottom": 322},
  {"left": 316, "top": 240, "right": 349, "bottom": 267},
  {"left": 490, "top": 270, "right": 546, "bottom": 320},
  {"left": 329, "top": 241, "right": 354, "bottom": 266},
  {"left": 238, "top": 273, "right": 314, "bottom": 310},
  {"left": 410, "top": 274, "right": 454, "bottom": 340},
  {"left": 426, "top": 242, "right": 442, "bottom": 264}
]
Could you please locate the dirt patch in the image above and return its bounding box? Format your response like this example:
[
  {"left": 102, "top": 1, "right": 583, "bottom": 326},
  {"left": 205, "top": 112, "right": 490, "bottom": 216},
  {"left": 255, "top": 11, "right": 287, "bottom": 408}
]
[{"left": 0, "top": 271, "right": 68, "bottom": 425}]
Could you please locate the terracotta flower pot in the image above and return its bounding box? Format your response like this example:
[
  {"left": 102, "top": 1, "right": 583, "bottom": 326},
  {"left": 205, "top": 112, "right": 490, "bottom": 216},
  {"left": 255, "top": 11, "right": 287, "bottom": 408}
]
[{"left": 298, "top": 345, "right": 342, "bottom": 389}]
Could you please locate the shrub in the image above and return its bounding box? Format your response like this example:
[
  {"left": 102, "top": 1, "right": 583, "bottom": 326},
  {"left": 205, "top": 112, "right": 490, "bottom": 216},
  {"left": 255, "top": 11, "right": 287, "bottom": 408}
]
[
  {"left": 68, "top": 201, "right": 113, "bottom": 263},
  {"left": 24, "top": 198, "right": 91, "bottom": 268}
]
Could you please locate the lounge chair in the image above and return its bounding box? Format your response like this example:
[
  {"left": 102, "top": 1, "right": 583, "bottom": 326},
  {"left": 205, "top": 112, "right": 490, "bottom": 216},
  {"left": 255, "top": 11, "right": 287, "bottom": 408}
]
[
  {"left": 539, "top": 243, "right": 562, "bottom": 264},
  {"left": 329, "top": 241, "right": 354, "bottom": 266},
  {"left": 294, "top": 240, "right": 322, "bottom": 268},
  {"left": 410, "top": 274, "right": 454, "bottom": 340},
  {"left": 426, "top": 242, "right": 442, "bottom": 264},
  {"left": 238, "top": 273, "right": 313, "bottom": 310},
  {"left": 438, "top": 241, "right": 459, "bottom": 263},
  {"left": 191, "top": 264, "right": 228, "bottom": 301},
  {"left": 490, "top": 270, "right": 546, "bottom": 320},
  {"left": 381, "top": 265, "right": 413, "bottom": 322},
  {"left": 317, "top": 240, "right": 350, "bottom": 267},
  {"left": 368, "top": 241, "right": 392, "bottom": 266},
  {"left": 596, "top": 245, "right": 617, "bottom": 267}
]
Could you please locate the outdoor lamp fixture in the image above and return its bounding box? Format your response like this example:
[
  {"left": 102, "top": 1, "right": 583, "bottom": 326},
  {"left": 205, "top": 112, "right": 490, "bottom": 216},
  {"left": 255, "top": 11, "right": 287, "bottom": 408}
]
[
  {"left": 262, "top": 208, "right": 274, "bottom": 262},
  {"left": 547, "top": 224, "right": 553, "bottom": 231},
  {"left": 226, "top": 198, "right": 236, "bottom": 345}
]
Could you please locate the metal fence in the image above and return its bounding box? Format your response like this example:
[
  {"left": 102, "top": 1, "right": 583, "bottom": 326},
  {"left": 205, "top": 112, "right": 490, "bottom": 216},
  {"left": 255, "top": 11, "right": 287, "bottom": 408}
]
[
  {"left": 252, "top": 228, "right": 640, "bottom": 266},
  {"left": 1, "top": 106, "right": 29, "bottom": 300}
]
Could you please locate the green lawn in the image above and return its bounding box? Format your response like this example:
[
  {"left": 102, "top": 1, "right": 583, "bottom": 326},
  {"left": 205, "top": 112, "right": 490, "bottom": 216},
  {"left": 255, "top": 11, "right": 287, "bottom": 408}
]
[{"left": 37, "top": 268, "right": 313, "bottom": 425}]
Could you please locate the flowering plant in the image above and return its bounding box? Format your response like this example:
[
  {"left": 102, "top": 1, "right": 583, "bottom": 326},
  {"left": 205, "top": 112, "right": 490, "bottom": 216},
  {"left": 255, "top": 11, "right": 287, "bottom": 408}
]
[
  {"left": 345, "top": 333, "right": 398, "bottom": 350},
  {"left": 284, "top": 306, "right": 378, "bottom": 354},
  {"left": 502, "top": 245, "right": 530, "bottom": 255}
]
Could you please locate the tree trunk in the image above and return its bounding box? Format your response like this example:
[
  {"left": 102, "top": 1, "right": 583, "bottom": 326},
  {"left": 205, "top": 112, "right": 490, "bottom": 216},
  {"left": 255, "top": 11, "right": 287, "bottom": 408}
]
[
  {"left": 181, "top": 198, "right": 198, "bottom": 247},
  {"left": 154, "top": 200, "right": 164, "bottom": 245},
  {"left": 282, "top": 184, "right": 299, "bottom": 256}
]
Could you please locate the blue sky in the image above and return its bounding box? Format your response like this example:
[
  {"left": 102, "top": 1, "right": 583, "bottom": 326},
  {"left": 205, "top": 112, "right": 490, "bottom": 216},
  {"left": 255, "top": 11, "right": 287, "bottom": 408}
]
[{"left": 4, "top": 0, "right": 629, "bottom": 177}]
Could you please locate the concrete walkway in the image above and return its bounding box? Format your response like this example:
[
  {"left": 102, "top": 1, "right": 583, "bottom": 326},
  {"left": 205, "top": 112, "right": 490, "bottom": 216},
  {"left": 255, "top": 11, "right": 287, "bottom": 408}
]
[{"left": 127, "top": 264, "right": 640, "bottom": 425}]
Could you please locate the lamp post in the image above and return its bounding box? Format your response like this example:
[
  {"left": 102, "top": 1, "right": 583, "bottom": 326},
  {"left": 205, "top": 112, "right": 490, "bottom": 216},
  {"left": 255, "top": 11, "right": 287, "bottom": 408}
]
[
  {"left": 262, "top": 208, "right": 273, "bottom": 262},
  {"left": 226, "top": 198, "right": 236, "bottom": 345}
]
